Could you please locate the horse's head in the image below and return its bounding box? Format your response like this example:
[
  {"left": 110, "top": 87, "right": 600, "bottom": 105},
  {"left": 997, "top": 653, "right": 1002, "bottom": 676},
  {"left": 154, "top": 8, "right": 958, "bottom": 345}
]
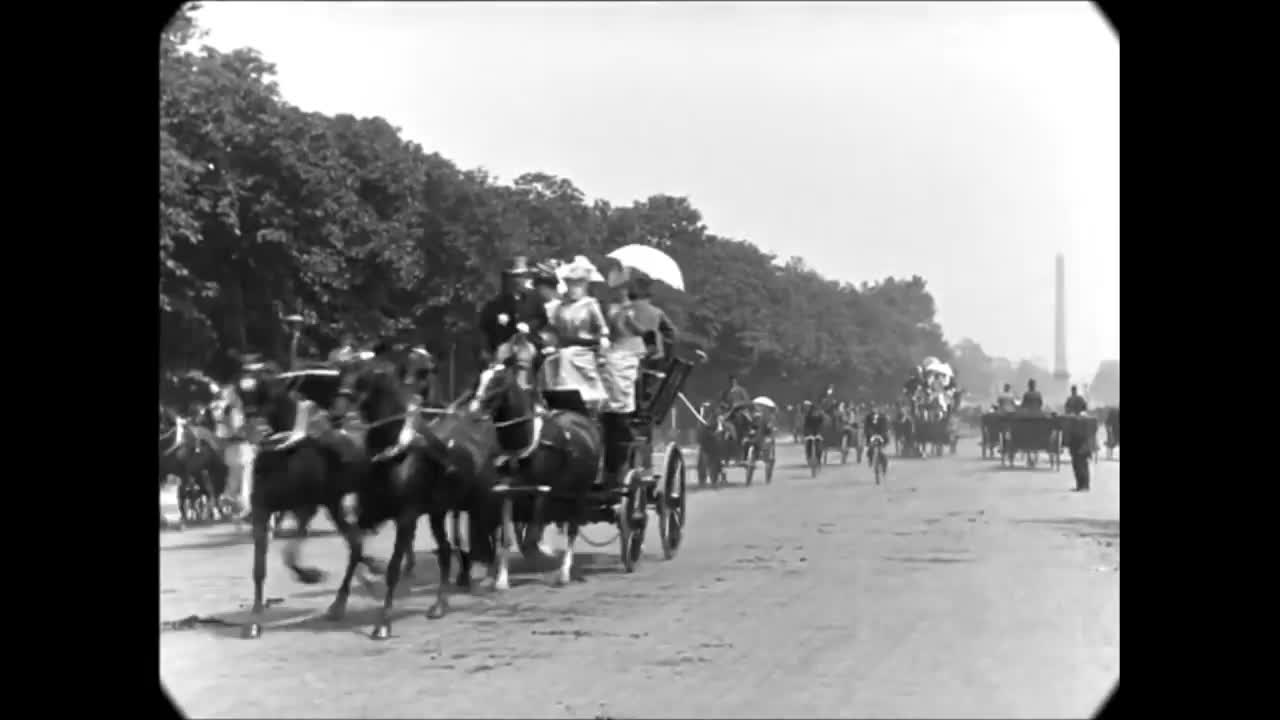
[
  {"left": 470, "top": 361, "right": 526, "bottom": 421},
  {"left": 343, "top": 356, "right": 410, "bottom": 422}
]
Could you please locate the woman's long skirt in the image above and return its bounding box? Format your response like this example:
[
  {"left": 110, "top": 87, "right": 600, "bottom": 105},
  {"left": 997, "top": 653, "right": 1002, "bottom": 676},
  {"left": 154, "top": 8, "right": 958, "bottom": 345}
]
[{"left": 553, "top": 346, "right": 606, "bottom": 406}]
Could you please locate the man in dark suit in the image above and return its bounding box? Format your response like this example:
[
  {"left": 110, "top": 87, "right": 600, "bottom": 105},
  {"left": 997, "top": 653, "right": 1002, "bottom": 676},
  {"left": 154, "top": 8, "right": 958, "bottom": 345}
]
[
  {"left": 1021, "top": 379, "right": 1044, "bottom": 412},
  {"left": 1064, "top": 385, "right": 1088, "bottom": 415},
  {"left": 478, "top": 257, "right": 548, "bottom": 386}
]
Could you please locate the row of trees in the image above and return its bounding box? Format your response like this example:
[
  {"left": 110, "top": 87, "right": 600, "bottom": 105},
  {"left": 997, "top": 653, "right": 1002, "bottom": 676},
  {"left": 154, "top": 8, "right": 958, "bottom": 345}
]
[{"left": 162, "top": 6, "right": 1098, "bottom": 410}]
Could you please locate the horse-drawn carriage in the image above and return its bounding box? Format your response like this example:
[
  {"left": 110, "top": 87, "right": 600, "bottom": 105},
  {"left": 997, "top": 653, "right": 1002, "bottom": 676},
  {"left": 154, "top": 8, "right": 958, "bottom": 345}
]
[
  {"left": 696, "top": 397, "right": 777, "bottom": 487},
  {"left": 913, "top": 414, "right": 957, "bottom": 457},
  {"left": 495, "top": 353, "right": 696, "bottom": 573},
  {"left": 821, "top": 409, "right": 858, "bottom": 466},
  {"left": 985, "top": 412, "right": 1063, "bottom": 469}
]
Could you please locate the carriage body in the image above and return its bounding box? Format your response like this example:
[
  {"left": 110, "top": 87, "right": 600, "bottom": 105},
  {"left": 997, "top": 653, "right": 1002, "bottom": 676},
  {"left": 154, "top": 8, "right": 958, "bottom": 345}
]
[
  {"left": 536, "top": 354, "right": 695, "bottom": 569},
  {"left": 991, "top": 413, "right": 1063, "bottom": 469},
  {"left": 819, "top": 411, "right": 856, "bottom": 464},
  {"left": 615, "top": 355, "right": 694, "bottom": 567},
  {"left": 914, "top": 415, "right": 956, "bottom": 457}
]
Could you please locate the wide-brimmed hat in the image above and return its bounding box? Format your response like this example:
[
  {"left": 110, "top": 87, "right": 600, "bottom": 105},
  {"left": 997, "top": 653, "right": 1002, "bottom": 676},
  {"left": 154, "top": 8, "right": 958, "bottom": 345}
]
[
  {"left": 501, "top": 256, "right": 532, "bottom": 277},
  {"left": 558, "top": 255, "right": 605, "bottom": 283}
]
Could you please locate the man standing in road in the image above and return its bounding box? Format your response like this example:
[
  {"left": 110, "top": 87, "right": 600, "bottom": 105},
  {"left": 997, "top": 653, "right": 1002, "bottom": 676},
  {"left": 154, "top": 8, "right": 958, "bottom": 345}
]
[{"left": 1065, "top": 413, "right": 1093, "bottom": 491}]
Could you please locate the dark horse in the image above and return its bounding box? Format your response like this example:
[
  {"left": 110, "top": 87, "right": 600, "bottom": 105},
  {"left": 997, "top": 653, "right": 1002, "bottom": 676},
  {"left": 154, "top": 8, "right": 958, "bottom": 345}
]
[
  {"left": 219, "top": 362, "right": 383, "bottom": 638},
  {"left": 340, "top": 351, "right": 502, "bottom": 638},
  {"left": 696, "top": 401, "right": 733, "bottom": 486},
  {"left": 469, "top": 360, "right": 605, "bottom": 589}
]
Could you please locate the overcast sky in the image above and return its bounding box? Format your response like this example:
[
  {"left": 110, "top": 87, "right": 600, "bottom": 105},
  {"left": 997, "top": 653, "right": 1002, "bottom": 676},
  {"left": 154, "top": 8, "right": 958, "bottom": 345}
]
[{"left": 191, "top": 1, "right": 1118, "bottom": 378}]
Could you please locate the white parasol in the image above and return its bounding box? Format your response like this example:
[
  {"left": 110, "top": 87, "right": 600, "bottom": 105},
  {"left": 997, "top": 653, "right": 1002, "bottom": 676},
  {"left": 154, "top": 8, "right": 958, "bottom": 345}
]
[
  {"left": 606, "top": 244, "right": 686, "bottom": 291},
  {"left": 753, "top": 396, "right": 777, "bottom": 409},
  {"left": 924, "top": 359, "right": 954, "bottom": 378}
]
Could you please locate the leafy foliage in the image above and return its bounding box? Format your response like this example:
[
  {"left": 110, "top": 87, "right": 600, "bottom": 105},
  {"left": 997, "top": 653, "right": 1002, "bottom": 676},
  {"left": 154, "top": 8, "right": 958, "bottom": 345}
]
[{"left": 159, "top": 6, "right": 1001, "bottom": 404}]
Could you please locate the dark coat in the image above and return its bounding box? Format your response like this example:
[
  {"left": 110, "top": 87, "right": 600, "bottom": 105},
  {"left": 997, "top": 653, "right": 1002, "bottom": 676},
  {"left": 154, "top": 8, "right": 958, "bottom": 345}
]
[{"left": 479, "top": 292, "right": 548, "bottom": 354}]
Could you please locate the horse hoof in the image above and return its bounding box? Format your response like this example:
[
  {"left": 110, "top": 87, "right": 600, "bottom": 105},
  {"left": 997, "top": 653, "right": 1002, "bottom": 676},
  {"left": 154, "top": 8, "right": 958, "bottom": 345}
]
[
  {"left": 325, "top": 604, "right": 346, "bottom": 621},
  {"left": 241, "top": 623, "right": 262, "bottom": 639},
  {"left": 294, "top": 568, "right": 326, "bottom": 585},
  {"left": 493, "top": 578, "right": 510, "bottom": 592},
  {"left": 426, "top": 603, "right": 447, "bottom": 620},
  {"left": 371, "top": 623, "right": 391, "bottom": 640},
  {"left": 552, "top": 573, "right": 570, "bottom": 587}
]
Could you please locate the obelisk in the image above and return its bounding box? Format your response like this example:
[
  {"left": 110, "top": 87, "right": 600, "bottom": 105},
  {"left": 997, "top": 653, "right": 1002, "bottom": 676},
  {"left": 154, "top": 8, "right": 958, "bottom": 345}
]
[{"left": 1053, "top": 253, "right": 1069, "bottom": 383}]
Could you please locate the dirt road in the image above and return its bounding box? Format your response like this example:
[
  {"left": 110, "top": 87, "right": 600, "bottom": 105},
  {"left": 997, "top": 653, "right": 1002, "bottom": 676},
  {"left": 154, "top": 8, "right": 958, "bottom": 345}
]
[{"left": 161, "top": 443, "right": 1119, "bottom": 718}]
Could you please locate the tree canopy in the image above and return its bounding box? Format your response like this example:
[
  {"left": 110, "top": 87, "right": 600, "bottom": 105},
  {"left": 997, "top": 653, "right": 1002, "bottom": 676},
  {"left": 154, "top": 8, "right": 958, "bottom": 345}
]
[{"left": 159, "top": 5, "right": 1063, "bottom": 407}]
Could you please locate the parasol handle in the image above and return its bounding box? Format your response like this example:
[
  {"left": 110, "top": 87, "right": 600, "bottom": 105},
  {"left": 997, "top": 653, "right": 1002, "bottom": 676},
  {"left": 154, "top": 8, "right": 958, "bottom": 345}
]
[{"left": 677, "top": 392, "right": 710, "bottom": 427}]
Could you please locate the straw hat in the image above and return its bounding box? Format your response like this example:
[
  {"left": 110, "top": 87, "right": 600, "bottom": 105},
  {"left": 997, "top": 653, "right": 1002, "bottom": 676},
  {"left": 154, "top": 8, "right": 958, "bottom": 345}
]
[{"left": 557, "top": 255, "right": 605, "bottom": 283}]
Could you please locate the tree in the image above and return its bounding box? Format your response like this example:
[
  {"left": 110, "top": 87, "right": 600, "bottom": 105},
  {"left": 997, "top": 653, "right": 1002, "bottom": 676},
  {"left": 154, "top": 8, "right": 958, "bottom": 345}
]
[{"left": 160, "top": 8, "right": 984, "bottom": 405}]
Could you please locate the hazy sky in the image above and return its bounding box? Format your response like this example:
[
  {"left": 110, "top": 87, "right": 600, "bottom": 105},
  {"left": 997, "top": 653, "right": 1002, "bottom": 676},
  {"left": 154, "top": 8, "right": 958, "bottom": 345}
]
[{"left": 191, "top": 1, "right": 1118, "bottom": 377}]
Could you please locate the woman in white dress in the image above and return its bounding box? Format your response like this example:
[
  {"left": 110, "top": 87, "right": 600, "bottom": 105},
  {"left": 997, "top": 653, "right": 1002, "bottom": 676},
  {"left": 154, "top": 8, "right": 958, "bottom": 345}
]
[{"left": 546, "top": 256, "right": 609, "bottom": 409}]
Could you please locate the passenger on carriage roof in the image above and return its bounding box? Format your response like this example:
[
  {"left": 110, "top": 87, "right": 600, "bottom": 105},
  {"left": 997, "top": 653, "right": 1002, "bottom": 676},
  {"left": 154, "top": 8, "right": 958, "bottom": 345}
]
[
  {"left": 1021, "top": 379, "right": 1044, "bottom": 412},
  {"left": 545, "top": 255, "right": 609, "bottom": 410},
  {"left": 996, "top": 383, "right": 1017, "bottom": 412},
  {"left": 1064, "top": 385, "right": 1088, "bottom": 415}
]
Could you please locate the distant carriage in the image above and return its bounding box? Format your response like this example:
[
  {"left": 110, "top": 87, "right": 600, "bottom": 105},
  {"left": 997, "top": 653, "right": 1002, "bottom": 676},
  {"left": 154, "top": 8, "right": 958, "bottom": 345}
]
[{"left": 987, "top": 412, "right": 1064, "bottom": 470}]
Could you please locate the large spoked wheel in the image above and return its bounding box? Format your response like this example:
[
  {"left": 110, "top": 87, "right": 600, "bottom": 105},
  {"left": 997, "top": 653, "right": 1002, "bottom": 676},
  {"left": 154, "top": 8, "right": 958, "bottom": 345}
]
[
  {"left": 618, "top": 470, "right": 645, "bottom": 573},
  {"left": 744, "top": 444, "right": 757, "bottom": 486},
  {"left": 839, "top": 432, "right": 850, "bottom": 464},
  {"left": 658, "top": 442, "right": 686, "bottom": 560}
]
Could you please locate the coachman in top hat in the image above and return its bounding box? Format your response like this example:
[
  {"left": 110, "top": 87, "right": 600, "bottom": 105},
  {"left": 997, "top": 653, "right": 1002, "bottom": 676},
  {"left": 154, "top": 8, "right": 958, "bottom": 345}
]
[{"left": 478, "top": 256, "right": 549, "bottom": 388}]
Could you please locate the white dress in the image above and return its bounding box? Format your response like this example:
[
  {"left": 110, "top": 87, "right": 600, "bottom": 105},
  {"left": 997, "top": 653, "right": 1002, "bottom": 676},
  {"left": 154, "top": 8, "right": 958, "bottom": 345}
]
[{"left": 549, "top": 296, "right": 608, "bottom": 406}]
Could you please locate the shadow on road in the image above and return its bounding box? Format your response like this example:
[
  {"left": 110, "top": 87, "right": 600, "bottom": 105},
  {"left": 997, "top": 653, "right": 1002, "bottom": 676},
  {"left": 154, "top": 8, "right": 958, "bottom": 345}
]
[
  {"left": 160, "top": 548, "right": 626, "bottom": 640},
  {"left": 163, "top": 527, "right": 342, "bottom": 552},
  {"left": 1019, "top": 517, "right": 1119, "bottom": 544}
]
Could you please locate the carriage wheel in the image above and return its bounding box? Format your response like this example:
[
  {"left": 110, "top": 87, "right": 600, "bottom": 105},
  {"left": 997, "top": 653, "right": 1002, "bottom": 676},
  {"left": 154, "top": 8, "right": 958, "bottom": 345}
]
[
  {"left": 744, "top": 445, "right": 757, "bottom": 486},
  {"left": 840, "top": 433, "right": 850, "bottom": 464},
  {"left": 618, "top": 470, "right": 645, "bottom": 573},
  {"left": 658, "top": 442, "right": 686, "bottom": 560}
]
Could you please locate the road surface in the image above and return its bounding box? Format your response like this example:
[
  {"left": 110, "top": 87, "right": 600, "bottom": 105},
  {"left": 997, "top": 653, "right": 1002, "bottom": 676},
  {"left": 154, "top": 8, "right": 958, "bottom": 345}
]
[{"left": 160, "top": 442, "right": 1119, "bottom": 718}]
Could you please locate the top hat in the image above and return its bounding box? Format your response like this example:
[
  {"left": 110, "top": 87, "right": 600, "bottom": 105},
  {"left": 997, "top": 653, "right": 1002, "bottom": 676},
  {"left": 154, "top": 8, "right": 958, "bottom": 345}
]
[{"left": 501, "top": 256, "right": 532, "bottom": 277}]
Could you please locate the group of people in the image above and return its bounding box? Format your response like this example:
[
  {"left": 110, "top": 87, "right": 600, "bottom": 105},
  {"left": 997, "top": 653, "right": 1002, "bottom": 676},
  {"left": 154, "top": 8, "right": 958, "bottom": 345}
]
[
  {"left": 991, "top": 379, "right": 1090, "bottom": 416},
  {"left": 478, "top": 254, "right": 676, "bottom": 489}
]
